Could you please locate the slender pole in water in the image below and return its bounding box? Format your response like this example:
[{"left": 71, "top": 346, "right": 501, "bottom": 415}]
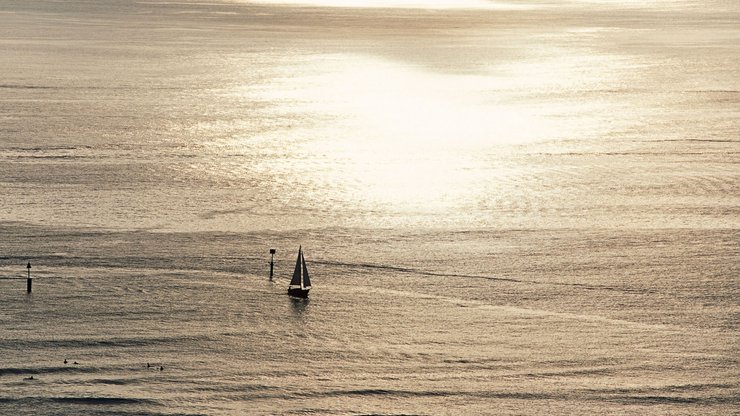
[
  {"left": 269, "top": 249, "right": 276, "bottom": 280},
  {"left": 26, "top": 262, "right": 32, "bottom": 293}
]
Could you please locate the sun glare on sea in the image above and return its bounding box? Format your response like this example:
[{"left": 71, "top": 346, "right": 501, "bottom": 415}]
[
  {"left": 247, "top": 0, "right": 508, "bottom": 9},
  {"left": 237, "top": 55, "right": 554, "bottom": 214},
  {"left": 218, "top": 38, "right": 631, "bottom": 221}
]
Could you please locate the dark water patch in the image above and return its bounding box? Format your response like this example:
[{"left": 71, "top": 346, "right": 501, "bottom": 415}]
[
  {"left": 87, "top": 378, "right": 133, "bottom": 386},
  {"left": 280, "top": 388, "right": 732, "bottom": 403},
  {"left": 542, "top": 358, "right": 619, "bottom": 367},
  {"left": 281, "top": 409, "right": 356, "bottom": 416},
  {"left": 50, "top": 396, "right": 159, "bottom": 405},
  {"left": 92, "top": 413, "right": 206, "bottom": 416},
  {"left": 0, "top": 83, "right": 178, "bottom": 92},
  {"left": 72, "top": 413, "right": 205, "bottom": 416},
  {"left": 662, "top": 382, "right": 738, "bottom": 392},
  {"left": 585, "top": 382, "right": 738, "bottom": 395},
  {"left": 0, "top": 334, "right": 215, "bottom": 351},
  {"left": 533, "top": 151, "right": 736, "bottom": 157},
  {"left": 0, "top": 397, "right": 199, "bottom": 416},
  {"left": 186, "top": 382, "right": 277, "bottom": 393},
  {"left": 319, "top": 260, "right": 523, "bottom": 283},
  {"left": 0, "top": 253, "right": 255, "bottom": 275},
  {"left": 612, "top": 395, "right": 735, "bottom": 405},
  {"left": 100, "top": 413, "right": 206, "bottom": 416},
  {"left": 321, "top": 260, "right": 659, "bottom": 295},
  {"left": 0, "top": 396, "right": 161, "bottom": 406},
  {"left": 2, "top": 145, "right": 91, "bottom": 152},
  {"left": 480, "top": 392, "right": 559, "bottom": 400},
  {"left": 683, "top": 90, "right": 740, "bottom": 94},
  {"left": 199, "top": 207, "right": 256, "bottom": 220},
  {"left": 653, "top": 138, "right": 739, "bottom": 143},
  {"left": 442, "top": 357, "right": 508, "bottom": 368},
  {"left": 444, "top": 358, "right": 473, "bottom": 364},
  {"left": 318, "top": 388, "right": 454, "bottom": 398},
  {"left": 0, "top": 84, "right": 56, "bottom": 89},
  {"left": 520, "top": 367, "right": 614, "bottom": 378},
  {"left": 356, "top": 414, "right": 425, "bottom": 416},
  {"left": 0, "top": 366, "right": 95, "bottom": 376},
  {"left": 251, "top": 389, "right": 453, "bottom": 400},
  {"left": 14, "top": 155, "right": 88, "bottom": 160},
  {"left": 583, "top": 382, "right": 740, "bottom": 406}
]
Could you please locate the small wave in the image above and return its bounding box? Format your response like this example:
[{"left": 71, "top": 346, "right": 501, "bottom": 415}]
[
  {"left": 521, "top": 367, "right": 614, "bottom": 378},
  {"left": 87, "top": 378, "right": 132, "bottom": 386},
  {"left": 3, "top": 145, "right": 90, "bottom": 152},
  {"left": 319, "top": 260, "right": 522, "bottom": 283},
  {"left": 683, "top": 89, "right": 740, "bottom": 94},
  {"left": 15, "top": 155, "right": 85, "bottom": 160},
  {"left": 321, "top": 260, "right": 657, "bottom": 295},
  {"left": 478, "top": 392, "right": 557, "bottom": 400},
  {"left": 0, "top": 366, "right": 92, "bottom": 376},
  {"left": 344, "top": 389, "right": 433, "bottom": 397},
  {"left": 614, "top": 395, "right": 730, "bottom": 405},
  {"left": 356, "top": 414, "right": 426, "bottom": 416},
  {"left": 652, "top": 138, "right": 739, "bottom": 143},
  {"left": 571, "top": 381, "right": 740, "bottom": 407},
  {"left": 0, "top": 397, "right": 197, "bottom": 416},
  {"left": 187, "top": 383, "right": 277, "bottom": 393},
  {"left": 248, "top": 389, "right": 452, "bottom": 401},
  {"left": 199, "top": 207, "right": 255, "bottom": 220},
  {"left": 301, "top": 389, "right": 563, "bottom": 400},
  {"left": 662, "top": 382, "right": 737, "bottom": 392},
  {"left": 302, "top": 389, "right": 455, "bottom": 399},
  {"left": 442, "top": 357, "right": 505, "bottom": 367},
  {"left": 0, "top": 145, "right": 93, "bottom": 160},
  {"left": 0, "top": 334, "right": 214, "bottom": 351},
  {"left": 0, "top": 84, "right": 55, "bottom": 89},
  {"left": 50, "top": 397, "right": 159, "bottom": 405}
]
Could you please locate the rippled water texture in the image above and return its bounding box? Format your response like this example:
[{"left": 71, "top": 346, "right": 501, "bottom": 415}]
[{"left": 0, "top": 0, "right": 738, "bottom": 415}]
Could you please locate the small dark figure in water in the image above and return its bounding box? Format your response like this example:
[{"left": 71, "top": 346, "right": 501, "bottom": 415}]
[
  {"left": 73, "top": 361, "right": 79, "bottom": 365},
  {"left": 147, "top": 362, "right": 151, "bottom": 369},
  {"left": 25, "top": 376, "right": 34, "bottom": 380},
  {"left": 159, "top": 366, "right": 163, "bottom": 371},
  {"left": 64, "top": 359, "right": 67, "bottom": 364}
]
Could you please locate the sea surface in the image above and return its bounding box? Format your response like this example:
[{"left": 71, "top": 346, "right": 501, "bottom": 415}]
[{"left": 0, "top": 1, "right": 738, "bottom": 415}]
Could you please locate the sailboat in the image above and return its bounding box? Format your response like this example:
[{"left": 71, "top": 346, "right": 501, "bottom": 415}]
[{"left": 288, "top": 246, "right": 311, "bottom": 298}]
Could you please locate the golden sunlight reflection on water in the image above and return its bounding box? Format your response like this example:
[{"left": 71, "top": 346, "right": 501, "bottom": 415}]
[
  {"left": 224, "top": 52, "right": 627, "bottom": 214},
  {"left": 1, "top": 0, "right": 736, "bottom": 234},
  {"left": 247, "top": 0, "right": 519, "bottom": 10}
]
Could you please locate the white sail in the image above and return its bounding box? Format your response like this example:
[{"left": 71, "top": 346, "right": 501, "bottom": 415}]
[
  {"left": 288, "top": 246, "right": 311, "bottom": 296},
  {"left": 301, "top": 251, "right": 311, "bottom": 289}
]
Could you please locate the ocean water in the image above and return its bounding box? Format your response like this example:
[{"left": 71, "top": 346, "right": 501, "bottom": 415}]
[{"left": 0, "top": 1, "right": 738, "bottom": 414}]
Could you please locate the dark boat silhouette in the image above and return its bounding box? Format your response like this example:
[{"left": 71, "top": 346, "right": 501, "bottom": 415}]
[{"left": 288, "top": 246, "right": 311, "bottom": 298}]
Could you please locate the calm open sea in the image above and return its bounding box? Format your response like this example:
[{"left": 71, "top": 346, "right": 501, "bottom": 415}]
[{"left": 0, "top": 1, "right": 738, "bottom": 414}]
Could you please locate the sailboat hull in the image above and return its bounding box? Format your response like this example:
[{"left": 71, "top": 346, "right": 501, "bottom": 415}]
[
  {"left": 288, "top": 287, "right": 310, "bottom": 298},
  {"left": 288, "top": 247, "right": 311, "bottom": 298}
]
